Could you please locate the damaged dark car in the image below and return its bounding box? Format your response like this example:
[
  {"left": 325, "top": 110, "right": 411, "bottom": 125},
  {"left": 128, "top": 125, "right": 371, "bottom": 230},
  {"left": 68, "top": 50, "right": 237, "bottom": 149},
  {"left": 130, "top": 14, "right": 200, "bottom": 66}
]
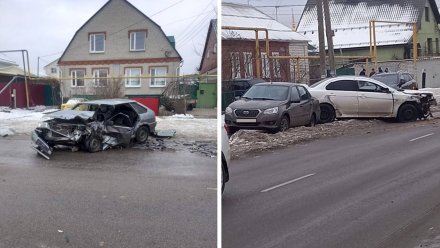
[{"left": 31, "top": 99, "right": 156, "bottom": 159}]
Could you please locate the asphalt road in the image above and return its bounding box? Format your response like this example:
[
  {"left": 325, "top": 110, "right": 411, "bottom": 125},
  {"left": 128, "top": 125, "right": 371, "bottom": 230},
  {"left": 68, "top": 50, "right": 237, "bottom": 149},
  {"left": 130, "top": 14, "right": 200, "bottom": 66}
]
[
  {"left": 223, "top": 123, "right": 440, "bottom": 248},
  {"left": 0, "top": 135, "right": 216, "bottom": 248}
]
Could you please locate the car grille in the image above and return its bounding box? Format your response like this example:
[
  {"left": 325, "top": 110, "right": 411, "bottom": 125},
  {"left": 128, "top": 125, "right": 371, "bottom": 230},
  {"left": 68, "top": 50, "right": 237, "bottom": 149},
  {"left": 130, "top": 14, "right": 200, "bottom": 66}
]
[{"left": 234, "top": 109, "right": 260, "bottom": 117}]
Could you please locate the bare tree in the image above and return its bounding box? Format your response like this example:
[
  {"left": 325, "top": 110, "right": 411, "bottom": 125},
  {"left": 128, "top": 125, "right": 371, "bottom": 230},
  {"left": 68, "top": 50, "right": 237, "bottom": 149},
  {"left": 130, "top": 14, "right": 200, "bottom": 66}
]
[{"left": 93, "top": 78, "right": 124, "bottom": 99}]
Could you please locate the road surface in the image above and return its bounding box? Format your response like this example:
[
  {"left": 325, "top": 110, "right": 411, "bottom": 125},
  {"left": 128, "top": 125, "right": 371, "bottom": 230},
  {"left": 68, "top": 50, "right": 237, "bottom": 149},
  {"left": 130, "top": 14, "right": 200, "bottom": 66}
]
[
  {"left": 223, "top": 123, "right": 440, "bottom": 248},
  {"left": 0, "top": 135, "right": 216, "bottom": 248}
]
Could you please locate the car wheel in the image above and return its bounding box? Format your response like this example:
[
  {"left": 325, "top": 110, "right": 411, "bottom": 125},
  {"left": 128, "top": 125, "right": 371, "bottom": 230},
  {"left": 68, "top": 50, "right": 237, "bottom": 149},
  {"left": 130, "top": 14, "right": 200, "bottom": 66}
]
[
  {"left": 306, "top": 114, "right": 317, "bottom": 127},
  {"left": 86, "top": 136, "right": 102, "bottom": 153},
  {"left": 278, "top": 115, "right": 290, "bottom": 132},
  {"left": 135, "top": 126, "right": 149, "bottom": 143},
  {"left": 397, "top": 104, "right": 418, "bottom": 122},
  {"left": 319, "top": 104, "right": 335, "bottom": 123}
]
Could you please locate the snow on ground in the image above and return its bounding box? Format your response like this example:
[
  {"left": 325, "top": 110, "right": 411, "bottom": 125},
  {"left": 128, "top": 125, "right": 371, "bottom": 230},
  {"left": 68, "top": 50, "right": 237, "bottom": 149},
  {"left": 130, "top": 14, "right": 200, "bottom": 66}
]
[{"left": 0, "top": 109, "right": 216, "bottom": 141}]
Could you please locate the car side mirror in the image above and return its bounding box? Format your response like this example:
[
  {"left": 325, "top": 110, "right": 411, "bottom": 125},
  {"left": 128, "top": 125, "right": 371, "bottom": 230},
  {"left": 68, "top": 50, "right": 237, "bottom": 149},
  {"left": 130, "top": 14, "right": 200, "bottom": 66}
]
[{"left": 382, "top": 88, "right": 391, "bottom": 93}]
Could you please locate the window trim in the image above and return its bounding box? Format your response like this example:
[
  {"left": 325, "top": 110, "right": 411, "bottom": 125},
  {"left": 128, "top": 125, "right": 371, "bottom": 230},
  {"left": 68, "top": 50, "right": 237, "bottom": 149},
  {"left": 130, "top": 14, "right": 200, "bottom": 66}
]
[
  {"left": 128, "top": 29, "right": 148, "bottom": 51},
  {"left": 89, "top": 32, "right": 106, "bottom": 53},
  {"left": 149, "top": 66, "right": 168, "bottom": 88},
  {"left": 124, "top": 67, "right": 142, "bottom": 88},
  {"left": 243, "top": 51, "right": 253, "bottom": 78},
  {"left": 70, "top": 68, "right": 86, "bottom": 88},
  {"left": 92, "top": 67, "right": 109, "bottom": 87}
]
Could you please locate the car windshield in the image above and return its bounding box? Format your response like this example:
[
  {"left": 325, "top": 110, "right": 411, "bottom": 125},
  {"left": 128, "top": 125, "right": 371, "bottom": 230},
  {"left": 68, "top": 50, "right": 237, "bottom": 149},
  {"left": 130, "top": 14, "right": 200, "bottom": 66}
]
[
  {"left": 243, "top": 85, "right": 289, "bottom": 101},
  {"left": 371, "top": 74, "right": 399, "bottom": 89},
  {"left": 72, "top": 103, "right": 99, "bottom": 112}
]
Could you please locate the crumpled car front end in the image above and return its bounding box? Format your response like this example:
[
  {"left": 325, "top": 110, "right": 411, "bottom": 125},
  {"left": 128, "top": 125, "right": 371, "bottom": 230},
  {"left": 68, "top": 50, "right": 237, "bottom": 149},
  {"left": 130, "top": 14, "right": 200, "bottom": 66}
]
[{"left": 403, "top": 90, "right": 437, "bottom": 119}]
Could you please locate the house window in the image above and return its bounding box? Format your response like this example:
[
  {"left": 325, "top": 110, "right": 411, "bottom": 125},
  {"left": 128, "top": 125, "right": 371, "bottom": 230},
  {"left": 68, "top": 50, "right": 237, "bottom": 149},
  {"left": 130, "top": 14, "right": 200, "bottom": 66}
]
[
  {"left": 92, "top": 69, "right": 108, "bottom": 86},
  {"left": 71, "top": 69, "right": 85, "bottom": 87},
  {"left": 130, "top": 31, "right": 146, "bottom": 51},
  {"left": 231, "top": 52, "right": 240, "bottom": 79},
  {"left": 150, "top": 67, "right": 167, "bottom": 87},
  {"left": 125, "top": 68, "right": 141, "bottom": 87},
  {"left": 261, "top": 52, "right": 270, "bottom": 78},
  {"left": 90, "top": 33, "right": 105, "bottom": 53},
  {"left": 243, "top": 52, "right": 253, "bottom": 78},
  {"left": 51, "top": 68, "right": 57, "bottom": 74},
  {"left": 427, "top": 38, "right": 433, "bottom": 55},
  {"left": 272, "top": 52, "right": 281, "bottom": 78},
  {"left": 425, "top": 7, "right": 430, "bottom": 22}
]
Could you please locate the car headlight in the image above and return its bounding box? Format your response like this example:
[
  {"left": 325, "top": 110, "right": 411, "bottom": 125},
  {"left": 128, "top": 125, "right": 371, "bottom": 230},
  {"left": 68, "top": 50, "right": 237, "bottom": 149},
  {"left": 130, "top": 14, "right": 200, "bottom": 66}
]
[
  {"left": 264, "top": 107, "right": 279, "bottom": 115},
  {"left": 37, "top": 122, "right": 50, "bottom": 129},
  {"left": 225, "top": 107, "right": 233, "bottom": 114}
]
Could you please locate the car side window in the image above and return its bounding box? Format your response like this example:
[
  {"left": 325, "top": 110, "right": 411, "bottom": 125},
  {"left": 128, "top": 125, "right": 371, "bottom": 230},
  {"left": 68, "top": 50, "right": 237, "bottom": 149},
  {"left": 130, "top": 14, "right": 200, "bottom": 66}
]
[
  {"left": 403, "top": 74, "right": 412, "bottom": 82},
  {"left": 297, "top": 86, "right": 310, "bottom": 101},
  {"left": 290, "top": 86, "right": 300, "bottom": 102},
  {"left": 130, "top": 102, "right": 148, "bottom": 114},
  {"left": 326, "top": 80, "right": 358, "bottom": 91},
  {"left": 358, "top": 81, "right": 386, "bottom": 93}
]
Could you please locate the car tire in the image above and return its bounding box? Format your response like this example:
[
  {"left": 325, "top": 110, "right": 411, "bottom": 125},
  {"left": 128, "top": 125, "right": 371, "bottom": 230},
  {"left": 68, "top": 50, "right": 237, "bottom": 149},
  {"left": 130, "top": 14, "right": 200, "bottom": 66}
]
[
  {"left": 86, "top": 136, "right": 102, "bottom": 153},
  {"left": 306, "top": 113, "right": 317, "bottom": 127},
  {"left": 319, "top": 104, "right": 335, "bottom": 123},
  {"left": 135, "top": 126, "right": 149, "bottom": 143},
  {"left": 397, "top": 104, "right": 418, "bottom": 122},
  {"left": 278, "top": 115, "right": 290, "bottom": 132}
]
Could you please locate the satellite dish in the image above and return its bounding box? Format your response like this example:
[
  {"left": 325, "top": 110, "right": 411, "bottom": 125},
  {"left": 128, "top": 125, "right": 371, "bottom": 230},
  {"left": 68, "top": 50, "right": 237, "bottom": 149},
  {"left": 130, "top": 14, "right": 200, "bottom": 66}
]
[{"left": 165, "top": 51, "right": 172, "bottom": 57}]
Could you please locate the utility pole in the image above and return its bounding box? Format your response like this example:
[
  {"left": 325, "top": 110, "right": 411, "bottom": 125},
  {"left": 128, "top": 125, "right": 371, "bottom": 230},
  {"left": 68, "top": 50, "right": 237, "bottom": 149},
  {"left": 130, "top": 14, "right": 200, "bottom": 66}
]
[
  {"left": 323, "top": 0, "right": 336, "bottom": 76},
  {"left": 316, "top": 0, "right": 326, "bottom": 78}
]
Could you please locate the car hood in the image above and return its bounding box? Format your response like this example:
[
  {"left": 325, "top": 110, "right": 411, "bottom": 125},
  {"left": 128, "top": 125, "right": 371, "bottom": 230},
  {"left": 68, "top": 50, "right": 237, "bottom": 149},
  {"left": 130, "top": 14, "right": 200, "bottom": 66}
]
[
  {"left": 45, "top": 110, "right": 95, "bottom": 121},
  {"left": 229, "top": 99, "right": 284, "bottom": 110}
]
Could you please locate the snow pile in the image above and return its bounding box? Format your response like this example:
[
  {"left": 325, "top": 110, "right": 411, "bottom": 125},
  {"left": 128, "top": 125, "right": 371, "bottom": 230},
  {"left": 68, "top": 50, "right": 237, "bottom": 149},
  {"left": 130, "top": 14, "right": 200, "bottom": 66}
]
[
  {"left": 229, "top": 117, "right": 440, "bottom": 159},
  {"left": 168, "top": 114, "right": 195, "bottom": 119},
  {"left": 0, "top": 109, "right": 44, "bottom": 135},
  {"left": 0, "top": 127, "right": 15, "bottom": 137}
]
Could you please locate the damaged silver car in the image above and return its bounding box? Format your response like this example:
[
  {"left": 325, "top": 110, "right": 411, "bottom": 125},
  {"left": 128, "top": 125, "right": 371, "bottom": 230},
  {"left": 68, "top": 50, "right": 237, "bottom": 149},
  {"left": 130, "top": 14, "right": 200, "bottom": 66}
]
[{"left": 31, "top": 99, "right": 156, "bottom": 159}]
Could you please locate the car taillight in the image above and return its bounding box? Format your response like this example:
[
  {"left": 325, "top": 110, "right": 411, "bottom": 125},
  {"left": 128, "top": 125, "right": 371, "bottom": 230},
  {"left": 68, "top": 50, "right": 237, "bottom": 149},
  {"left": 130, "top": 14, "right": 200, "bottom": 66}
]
[{"left": 224, "top": 123, "right": 230, "bottom": 134}]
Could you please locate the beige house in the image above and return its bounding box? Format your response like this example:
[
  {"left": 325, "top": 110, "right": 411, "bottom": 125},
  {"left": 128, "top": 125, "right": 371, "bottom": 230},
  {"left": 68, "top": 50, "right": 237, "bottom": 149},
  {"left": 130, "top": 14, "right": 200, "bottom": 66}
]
[
  {"left": 43, "top": 58, "right": 60, "bottom": 78},
  {"left": 57, "top": 0, "right": 182, "bottom": 99}
]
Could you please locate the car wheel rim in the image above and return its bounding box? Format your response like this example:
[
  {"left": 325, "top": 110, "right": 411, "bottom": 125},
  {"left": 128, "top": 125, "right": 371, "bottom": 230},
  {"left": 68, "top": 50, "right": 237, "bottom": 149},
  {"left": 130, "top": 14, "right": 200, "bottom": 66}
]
[
  {"left": 404, "top": 109, "right": 415, "bottom": 120},
  {"left": 280, "top": 118, "right": 288, "bottom": 131}
]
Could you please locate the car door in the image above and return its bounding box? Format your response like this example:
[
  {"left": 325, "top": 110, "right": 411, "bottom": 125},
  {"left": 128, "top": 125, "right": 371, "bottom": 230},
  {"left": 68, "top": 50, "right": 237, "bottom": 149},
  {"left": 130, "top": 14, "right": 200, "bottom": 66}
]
[
  {"left": 287, "top": 86, "right": 303, "bottom": 126},
  {"left": 357, "top": 80, "right": 394, "bottom": 117},
  {"left": 325, "top": 79, "right": 359, "bottom": 117},
  {"left": 297, "top": 86, "right": 313, "bottom": 125}
]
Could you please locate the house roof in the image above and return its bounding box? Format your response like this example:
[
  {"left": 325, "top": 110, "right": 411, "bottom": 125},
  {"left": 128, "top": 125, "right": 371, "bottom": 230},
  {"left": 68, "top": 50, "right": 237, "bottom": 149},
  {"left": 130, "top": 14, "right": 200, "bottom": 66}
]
[
  {"left": 199, "top": 19, "right": 217, "bottom": 73},
  {"left": 222, "top": 2, "right": 309, "bottom": 42},
  {"left": 59, "top": 0, "right": 182, "bottom": 63},
  {"left": 297, "top": 0, "right": 440, "bottom": 49}
]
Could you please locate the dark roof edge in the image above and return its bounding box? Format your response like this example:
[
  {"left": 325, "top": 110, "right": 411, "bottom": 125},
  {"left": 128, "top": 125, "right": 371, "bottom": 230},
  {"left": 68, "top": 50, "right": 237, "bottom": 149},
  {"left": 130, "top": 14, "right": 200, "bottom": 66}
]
[{"left": 199, "top": 19, "right": 216, "bottom": 72}]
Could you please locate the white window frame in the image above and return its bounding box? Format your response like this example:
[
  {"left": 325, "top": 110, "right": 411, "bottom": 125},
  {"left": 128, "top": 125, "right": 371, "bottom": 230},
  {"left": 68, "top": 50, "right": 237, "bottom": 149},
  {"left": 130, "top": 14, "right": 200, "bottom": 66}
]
[
  {"left": 150, "top": 67, "right": 167, "bottom": 87},
  {"left": 130, "top": 31, "right": 146, "bottom": 51},
  {"left": 92, "top": 69, "right": 109, "bottom": 87},
  {"left": 261, "top": 52, "right": 270, "bottom": 78},
  {"left": 272, "top": 52, "right": 281, "bottom": 78},
  {"left": 89, "top": 33, "right": 105, "bottom": 53},
  {"left": 231, "top": 52, "right": 241, "bottom": 79},
  {"left": 71, "top": 69, "right": 85, "bottom": 87},
  {"left": 243, "top": 52, "right": 253, "bottom": 78},
  {"left": 125, "top": 68, "right": 142, "bottom": 87}
]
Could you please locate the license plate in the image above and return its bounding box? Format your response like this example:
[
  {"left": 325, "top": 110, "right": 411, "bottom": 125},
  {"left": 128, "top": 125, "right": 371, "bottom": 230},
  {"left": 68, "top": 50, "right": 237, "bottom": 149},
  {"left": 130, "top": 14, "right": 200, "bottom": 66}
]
[{"left": 236, "top": 119, "right": 257, "bottom": 123}]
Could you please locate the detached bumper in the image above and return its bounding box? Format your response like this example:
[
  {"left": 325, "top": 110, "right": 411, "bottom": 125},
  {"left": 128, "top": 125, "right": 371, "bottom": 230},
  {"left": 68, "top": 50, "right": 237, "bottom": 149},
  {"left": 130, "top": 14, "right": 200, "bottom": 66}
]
[{"left": 31, "top": 130, "right": 53, "bottom": 159}]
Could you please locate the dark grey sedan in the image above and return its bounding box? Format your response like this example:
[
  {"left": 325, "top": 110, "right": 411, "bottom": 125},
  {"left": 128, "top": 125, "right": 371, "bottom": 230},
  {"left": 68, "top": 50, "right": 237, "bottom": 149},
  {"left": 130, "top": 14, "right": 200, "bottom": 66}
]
[
  {"left": 224, "top": 82, "right": 320, "bottom": 134},
  {"left": 31, "top": 99, "right": 156, "bottom": 159}
]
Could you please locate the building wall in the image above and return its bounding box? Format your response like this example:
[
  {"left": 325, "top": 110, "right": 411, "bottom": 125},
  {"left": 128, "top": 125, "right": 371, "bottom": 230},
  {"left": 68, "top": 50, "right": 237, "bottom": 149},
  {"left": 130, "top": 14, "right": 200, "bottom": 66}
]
[
  {"left": 417, "top": 1, "right": 440, "bottom": 56},
  {"left": 59, "top": 0, "right": 181, "bottom": 98},
  {"left": 200, "top": 24, "right": 217, "bottom": 74},
  {"left": 222, "top": 40, "right": 291, "bottom": 81}
]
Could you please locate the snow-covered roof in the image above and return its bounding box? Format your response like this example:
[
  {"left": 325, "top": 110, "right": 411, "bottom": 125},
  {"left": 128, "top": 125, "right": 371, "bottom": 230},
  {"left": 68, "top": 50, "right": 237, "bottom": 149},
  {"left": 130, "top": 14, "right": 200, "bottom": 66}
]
[
  {"left": 297, "top": 0, "right": 440, "bottom": 49},
  {"left": 222, "top": 2, "right": 309, "bottom": 42}
]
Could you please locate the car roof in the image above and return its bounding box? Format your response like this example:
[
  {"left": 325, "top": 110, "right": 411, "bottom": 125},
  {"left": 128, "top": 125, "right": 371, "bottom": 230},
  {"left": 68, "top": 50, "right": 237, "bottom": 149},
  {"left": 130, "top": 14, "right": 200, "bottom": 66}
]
[
  {"left": 83, "top": 98, "right": 137, "bottom": 105},
  {"left": 254, "top": 82, "right": 304, "bottom": 87}
]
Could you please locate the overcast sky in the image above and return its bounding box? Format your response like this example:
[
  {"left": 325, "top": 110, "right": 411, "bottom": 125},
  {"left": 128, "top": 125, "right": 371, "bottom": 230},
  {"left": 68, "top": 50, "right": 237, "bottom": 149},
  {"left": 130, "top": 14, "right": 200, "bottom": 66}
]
[{"left": 0, "top": 0, "right": 217, "bottom": 75}]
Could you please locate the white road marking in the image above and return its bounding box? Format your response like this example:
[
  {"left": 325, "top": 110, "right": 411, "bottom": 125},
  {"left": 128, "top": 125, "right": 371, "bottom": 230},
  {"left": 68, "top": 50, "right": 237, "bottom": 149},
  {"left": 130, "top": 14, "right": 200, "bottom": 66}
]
[
  {"left": 207, "top": 187, "right": 217, "bottom": 191},
  {"left": 261, "top": 173, "right": 316, "bottom": 193},
  {"left": 409, "top": 133, "right": 434, "bottom": 142}
]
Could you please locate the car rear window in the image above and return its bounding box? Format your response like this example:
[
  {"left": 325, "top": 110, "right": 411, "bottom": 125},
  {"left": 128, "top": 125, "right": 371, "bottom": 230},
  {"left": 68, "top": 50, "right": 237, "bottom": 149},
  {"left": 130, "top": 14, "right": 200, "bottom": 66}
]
[{"left": 326, "top": 80, "right": 359, "bottom": 91}]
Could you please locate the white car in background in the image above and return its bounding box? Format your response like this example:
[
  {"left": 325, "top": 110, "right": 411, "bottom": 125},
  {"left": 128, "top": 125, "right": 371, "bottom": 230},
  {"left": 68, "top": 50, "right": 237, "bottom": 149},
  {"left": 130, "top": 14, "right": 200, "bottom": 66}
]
[
  {"left": 221, "top": 123, "right": 230, "bottom": 194},
  {"left": 307, "top": 76, "right": 436, "bottom": 123}
]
